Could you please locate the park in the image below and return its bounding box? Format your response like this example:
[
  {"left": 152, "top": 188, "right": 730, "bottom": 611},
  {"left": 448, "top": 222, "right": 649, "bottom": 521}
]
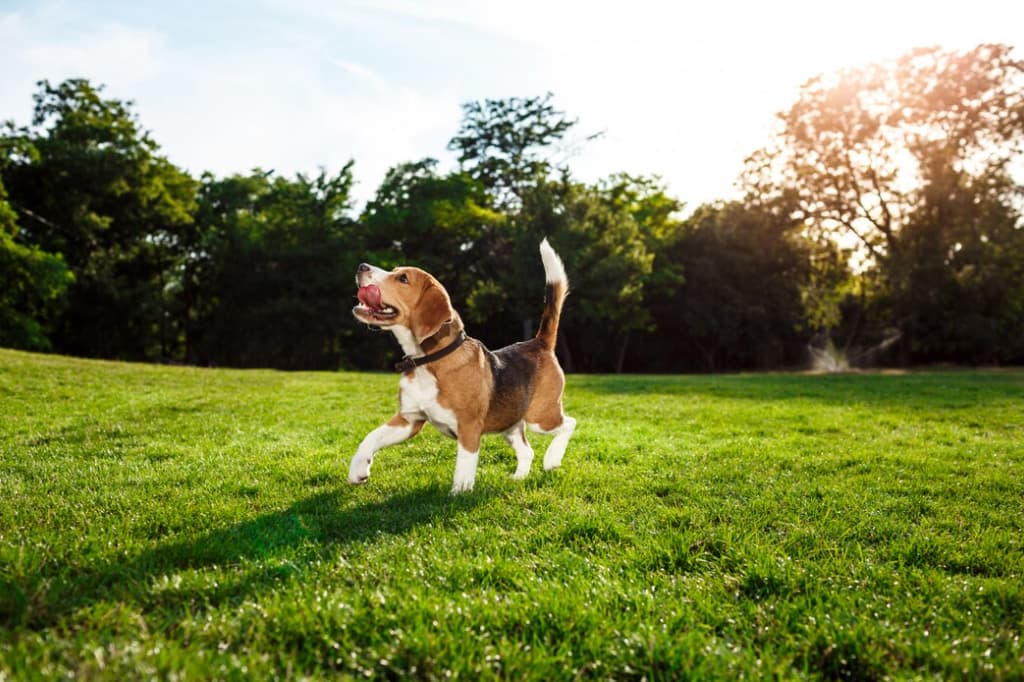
[{"left": 2, "top": 3, "right": 1024, "bottom": 678}]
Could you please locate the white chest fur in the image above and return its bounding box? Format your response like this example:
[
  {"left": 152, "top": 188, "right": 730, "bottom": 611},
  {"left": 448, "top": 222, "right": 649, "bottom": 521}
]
[
  {"left": 399, "top": 369, "right": 459, "bottom": 438},
  {"left": 391, "top": 325, "right": 459, "bottom": 438}
]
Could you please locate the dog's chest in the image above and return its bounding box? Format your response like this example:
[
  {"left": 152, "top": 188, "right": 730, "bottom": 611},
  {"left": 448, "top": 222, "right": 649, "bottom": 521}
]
[{"left": 399, "top": 369, "right": 458, "bottom": 438}]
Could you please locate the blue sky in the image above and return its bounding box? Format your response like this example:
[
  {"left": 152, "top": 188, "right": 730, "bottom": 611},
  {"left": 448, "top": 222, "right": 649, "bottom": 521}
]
[{"left": 2, "top": 0, "right": 1022, "bottom": 210}]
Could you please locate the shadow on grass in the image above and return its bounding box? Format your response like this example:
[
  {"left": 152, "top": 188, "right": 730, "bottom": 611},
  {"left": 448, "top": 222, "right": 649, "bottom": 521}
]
[{"left": 4, "top": 484, "right": 491, "bottom": 630}]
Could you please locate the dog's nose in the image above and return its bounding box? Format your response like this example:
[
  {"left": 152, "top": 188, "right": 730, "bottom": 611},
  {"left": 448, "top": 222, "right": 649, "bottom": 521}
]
[{"left": 357, "top": 263, "right": 371, "bottom": 273}]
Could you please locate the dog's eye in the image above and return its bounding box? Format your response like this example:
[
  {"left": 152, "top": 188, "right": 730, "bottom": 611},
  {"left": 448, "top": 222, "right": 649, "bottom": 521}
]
[{"left": 396, "top": 273, "right": 409, "bottom": 284}]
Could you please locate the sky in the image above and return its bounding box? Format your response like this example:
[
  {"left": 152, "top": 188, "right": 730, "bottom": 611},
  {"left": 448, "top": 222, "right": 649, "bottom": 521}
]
[{"left": 2, "top": 0, "right": 1023, "bottom": 212}]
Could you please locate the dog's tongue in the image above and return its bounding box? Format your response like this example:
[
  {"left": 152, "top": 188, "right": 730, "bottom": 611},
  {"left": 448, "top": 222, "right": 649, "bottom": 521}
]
[{"left": 357, "top": 284, "right": 382, "bottom": 310}]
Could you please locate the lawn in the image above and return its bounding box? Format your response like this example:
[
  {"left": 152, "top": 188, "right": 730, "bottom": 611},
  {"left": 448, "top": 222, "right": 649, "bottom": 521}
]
[{"left": 1, "top": 348, "right": 1022, "bottom": 680}]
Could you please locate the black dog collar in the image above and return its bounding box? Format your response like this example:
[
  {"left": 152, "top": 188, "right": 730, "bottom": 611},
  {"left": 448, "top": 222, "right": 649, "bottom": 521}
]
[{"left": 394, "top": 331, "right": 467, "bottom": 373}]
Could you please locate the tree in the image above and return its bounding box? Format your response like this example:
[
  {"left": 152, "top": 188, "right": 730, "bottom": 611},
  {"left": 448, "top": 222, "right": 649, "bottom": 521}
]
[
  {"left": 1, "top": 79, "right": 197, "bottom": 359},
  {"left": 596, "top": 174, "right": 687, "bottom": 370},
  {"left": 360, "top": 159, "right": 504, "bottom": 318},
  {"left": 441, "top": 94, "right": 665, "bottom": 371},
  {"left": 189, "top": 167, "right": 361, "bottom": 369},
  {"left": 894, "top": 167, "right": 1024, "bottom": 363},
  {"left": 512, "top": 177, "right": 654, "bottom": 372},
  {"left": 742, "top": 44, "right": 1024, "bottom": 363},
  {"left": 598, "top": 174, "right": 684, "bottom": 246},
  {"left": 447, "top": 94, "right": 578, "bottom": 208},
  {"left": 642, "top": 202, "right": 810, "bottom": 372},
  {"left": 0, "top": 176, "right": 73, "bottom": 350}
]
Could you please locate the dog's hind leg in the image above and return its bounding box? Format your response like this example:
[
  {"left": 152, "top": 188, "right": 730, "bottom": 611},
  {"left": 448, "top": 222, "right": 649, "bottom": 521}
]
[
  {"left": 528, "top": 413, "right": 576, "bottom": 472},
  {"left": 503, "top": 422, "right": 535, "bottom": 480},
  {"left": 348, "top": 413, "right": 424, "bottom": 484}
]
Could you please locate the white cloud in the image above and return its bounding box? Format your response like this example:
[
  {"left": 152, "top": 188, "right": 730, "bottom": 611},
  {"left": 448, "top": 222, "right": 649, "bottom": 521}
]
[
  {"left": 137, "top": 50, "right": 462, "bottom": 204},
  {"left": 1, "top": 4, "right": 463, "bottom": 206},
  {"left": 332, "top": 59, "right": 390, "bottom": 92},
  {"left": 0, "top": 11, "right": 166, "bottom": 124}
]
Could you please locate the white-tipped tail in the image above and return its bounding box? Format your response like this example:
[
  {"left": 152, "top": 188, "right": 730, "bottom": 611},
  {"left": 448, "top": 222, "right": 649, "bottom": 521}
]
[
  {"left": 535, "top": 238, "right": 568, "bottom": 351},
  {"left": 539, "top": 238, "right": 567, "bottom": 284}
]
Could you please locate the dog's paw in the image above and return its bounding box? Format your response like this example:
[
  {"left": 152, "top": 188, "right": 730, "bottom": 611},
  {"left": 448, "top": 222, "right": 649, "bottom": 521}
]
[
  {"left": 348, "top": 455, "right": 372, "bottom": 485},
  {"left": 450, "top": 479, "right": 474, "bottom": 495}
]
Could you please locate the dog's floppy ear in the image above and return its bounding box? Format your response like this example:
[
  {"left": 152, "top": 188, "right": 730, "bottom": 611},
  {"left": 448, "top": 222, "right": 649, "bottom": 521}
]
[{"left": 412, "top": 281, "right": 453, "bottom": 342}]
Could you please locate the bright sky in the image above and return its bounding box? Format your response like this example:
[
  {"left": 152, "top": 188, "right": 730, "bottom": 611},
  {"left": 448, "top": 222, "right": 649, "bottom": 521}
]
[{"left": 2, "top": 0, "right": 1022, "bottom": 212}]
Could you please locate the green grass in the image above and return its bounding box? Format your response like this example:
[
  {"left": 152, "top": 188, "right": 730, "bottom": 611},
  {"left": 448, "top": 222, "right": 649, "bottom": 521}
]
[{"left": 1, "top": 348, "right": 1022, "bottom": 680}]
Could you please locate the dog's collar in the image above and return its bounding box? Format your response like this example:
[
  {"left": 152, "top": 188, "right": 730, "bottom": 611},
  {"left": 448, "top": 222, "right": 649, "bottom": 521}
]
[{"left": 395, "top": 331, "right": 467, "bottom": 373}]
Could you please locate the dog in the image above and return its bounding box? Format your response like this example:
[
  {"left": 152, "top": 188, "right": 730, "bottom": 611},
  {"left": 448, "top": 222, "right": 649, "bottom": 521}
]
[{"left": 349, "top": 239, "right": 576, "bottom": 494}]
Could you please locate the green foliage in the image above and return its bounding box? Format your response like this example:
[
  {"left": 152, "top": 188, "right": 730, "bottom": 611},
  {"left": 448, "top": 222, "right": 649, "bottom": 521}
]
[
  {"left": 189, "top": 167, "right": 360, "bottom": 369},
  {"left": 513, "top": 178, "right": 655, "bottom": 372},
  {"left": 1, "top": 79, "right": 197, "bottom": 359},
  {"left": 447, "top": 94, "right": 577, "bottom": 207},
  {"left": 598, "top": 173, "right": 684, "bottom": 246},
  {"left": 2, "top": 349, "right": 1022, "bottom": 678},
  {"left": 637, "top": 202, "right": 810, "bottom": 372},
  {"left": 0, "top": 178, "right": 73, "bottom": 350},
  {"left": 892, "top": 165, "right": 1024, "bottom": 363},
  {"left": 9, "top": 79, "right": 196, "bottom": 268},
  {"left": 361, "top": 158, "right": 505, "bottom": 320},
  {"left": 799, "top": 236, "right": 856, "bottom": 332}
]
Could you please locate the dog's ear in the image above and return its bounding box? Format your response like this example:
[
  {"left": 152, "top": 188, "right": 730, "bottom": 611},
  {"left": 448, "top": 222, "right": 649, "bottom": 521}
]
[{"left": 412, "top": 281, "right": 453, "bottom": 342}]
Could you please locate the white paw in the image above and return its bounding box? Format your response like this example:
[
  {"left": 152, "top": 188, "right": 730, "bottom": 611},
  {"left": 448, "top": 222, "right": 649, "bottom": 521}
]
[
  {"left": 451, "top": 445, "right": 478, "bottom": 494},
  {"left": 450, "top": 478, "right": 474, "bottom": 495},
  {"left": 348, "top": 456, "right": 372, "bottom": 484},
  {"left": 543, "top": 458, "right": 562, "bottom": 472}
]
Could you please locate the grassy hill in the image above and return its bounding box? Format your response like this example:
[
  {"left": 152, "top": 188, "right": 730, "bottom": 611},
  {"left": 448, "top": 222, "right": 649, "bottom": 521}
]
[{"left": 1, "top": 348, "right": 1022, "bottom": 679}]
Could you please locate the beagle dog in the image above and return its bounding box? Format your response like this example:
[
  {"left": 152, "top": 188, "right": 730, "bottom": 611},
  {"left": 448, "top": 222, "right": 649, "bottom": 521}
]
[{"left": 349, "top": 239, "right": 576, "bottom": 494}]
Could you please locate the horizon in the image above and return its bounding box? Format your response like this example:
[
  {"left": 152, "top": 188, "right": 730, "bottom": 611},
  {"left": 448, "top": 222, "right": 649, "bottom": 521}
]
[{"left": 2, "top": 1, "right": 1023, "bottom": 212}]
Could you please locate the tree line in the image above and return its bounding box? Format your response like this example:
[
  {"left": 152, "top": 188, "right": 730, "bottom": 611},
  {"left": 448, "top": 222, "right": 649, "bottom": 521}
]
[{"left": 2, "top": 44, "right": 1023, "bottom": 372}]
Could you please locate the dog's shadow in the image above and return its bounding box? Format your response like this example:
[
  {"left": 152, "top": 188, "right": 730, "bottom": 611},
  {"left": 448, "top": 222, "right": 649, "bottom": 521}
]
[{"left": 10, "top": 484, "right": 491, "bottom": 630}]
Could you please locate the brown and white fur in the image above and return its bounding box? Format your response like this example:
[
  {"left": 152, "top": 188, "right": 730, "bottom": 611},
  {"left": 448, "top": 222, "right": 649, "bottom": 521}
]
[{"left": 349, "top": 239, "right": 575, "bottom": 494}]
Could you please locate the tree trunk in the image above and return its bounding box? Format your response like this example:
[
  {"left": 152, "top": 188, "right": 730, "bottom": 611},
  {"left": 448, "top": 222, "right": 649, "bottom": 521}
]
[
  {"left": 615, "top": 330, "right": 630, "bottom": 374},
  {"left": 158, "top": 266, "right": 169, "bottom": 360}
]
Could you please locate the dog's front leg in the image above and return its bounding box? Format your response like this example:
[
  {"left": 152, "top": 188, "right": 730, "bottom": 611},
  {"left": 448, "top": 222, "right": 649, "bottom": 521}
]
[
  {"left": 451, "top": 427, "right": 482, "bottom": 495},
  {"left": 349, "top": 413, "right": 424, "bottom": 484}
]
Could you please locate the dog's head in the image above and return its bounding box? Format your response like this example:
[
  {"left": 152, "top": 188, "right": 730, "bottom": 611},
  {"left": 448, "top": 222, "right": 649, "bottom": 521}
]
[{"left": 353, "top": 263, "right": 455, "bottom": 342}]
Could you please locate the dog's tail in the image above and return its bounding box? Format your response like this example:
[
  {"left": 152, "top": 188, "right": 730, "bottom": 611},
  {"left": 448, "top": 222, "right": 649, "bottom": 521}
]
[{"left": 536, "top": 238, "right": 569, "bottom": 351}]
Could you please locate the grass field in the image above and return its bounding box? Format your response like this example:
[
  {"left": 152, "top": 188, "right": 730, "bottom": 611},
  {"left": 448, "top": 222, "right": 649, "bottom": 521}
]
[{"left": 1, "top": 348, "right": 1022, "bottom": 680}]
